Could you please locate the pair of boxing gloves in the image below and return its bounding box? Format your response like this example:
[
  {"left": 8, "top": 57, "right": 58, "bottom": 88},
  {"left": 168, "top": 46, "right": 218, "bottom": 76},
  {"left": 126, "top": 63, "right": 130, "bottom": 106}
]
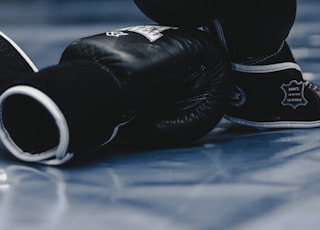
[{"left": 0, "top": 15, "right": 232, "bottom": 165}]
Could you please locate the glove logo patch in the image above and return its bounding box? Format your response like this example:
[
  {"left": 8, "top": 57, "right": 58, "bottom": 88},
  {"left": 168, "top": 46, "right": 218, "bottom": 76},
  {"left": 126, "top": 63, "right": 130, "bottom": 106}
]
[
  {"left": 281, "top": 80, "right": 308, "bottom": 109},
  {"left": 106, "top": 31, "right": 129, "bottom": 37},
  {"left": 106, "top": 25, "right": 178, "bottom": 42},
  {"left": 229, "top": 85, "right": 246, "bottom": 107}
]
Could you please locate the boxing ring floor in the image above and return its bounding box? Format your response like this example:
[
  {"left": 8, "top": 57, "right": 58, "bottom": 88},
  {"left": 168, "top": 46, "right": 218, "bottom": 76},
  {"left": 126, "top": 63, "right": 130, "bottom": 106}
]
[{"left": 1, "top": 0, "right": 320, "bottom": 229}]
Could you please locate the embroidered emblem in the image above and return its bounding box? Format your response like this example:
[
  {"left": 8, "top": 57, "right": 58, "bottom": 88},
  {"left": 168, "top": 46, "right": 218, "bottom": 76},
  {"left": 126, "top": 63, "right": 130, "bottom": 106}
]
[
  {"left": 229, "top": 85, "right": 246, "bottom": 107},
  {"left": 281, "top": 80, "right": 308, "bottom": 109}
]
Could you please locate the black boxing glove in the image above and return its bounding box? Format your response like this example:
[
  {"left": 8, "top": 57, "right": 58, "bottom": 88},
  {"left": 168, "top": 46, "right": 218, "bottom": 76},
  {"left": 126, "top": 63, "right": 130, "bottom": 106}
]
[
  {"left": 0, "top": 25, "right": 231, "bottom": 165},
  {"left": 133, "top": 0, "right": 220, "bottom": 28},
  {"left": 118, "top": 35, "right": 232, "bottom": 146},
  {"left": 0, "top": 31, "right": 38, "bottom": 90}
]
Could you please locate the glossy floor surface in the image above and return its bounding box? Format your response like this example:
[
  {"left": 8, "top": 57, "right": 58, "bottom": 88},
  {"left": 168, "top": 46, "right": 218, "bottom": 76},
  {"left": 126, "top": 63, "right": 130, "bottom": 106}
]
[{"left": 1, "top": 0, "right": 320, "bottom": 229}]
